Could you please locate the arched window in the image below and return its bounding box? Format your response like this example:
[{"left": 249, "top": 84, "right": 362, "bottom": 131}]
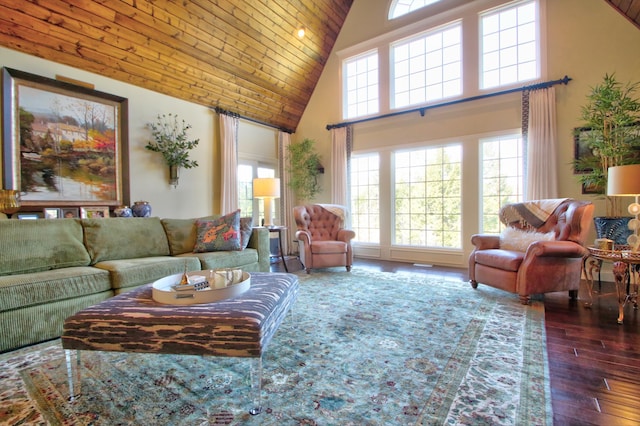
[{"left": 388, "top": 0, "right": 442, "bottom": 19}]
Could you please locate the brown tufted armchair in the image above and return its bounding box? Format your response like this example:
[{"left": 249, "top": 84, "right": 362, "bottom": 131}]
[
  {"left": 469, "top": 199, "right": 594, "bottom": 304},
  {"left": 294, "top": 204, "right": 356, "bottom": 273}
]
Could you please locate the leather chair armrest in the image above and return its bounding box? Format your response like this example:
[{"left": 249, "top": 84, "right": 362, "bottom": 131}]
[
  {"left": 337, "top": 229, "right": 356, "bottom": 242},
  {"left": 295, "top": 229, "right": 312, "bottom": 244},
  {"left": 525, "top": 240, "right": 589, "bottom": 258},
  {"left": 470, "top": 234, "right": 500, "bottom": 250}
]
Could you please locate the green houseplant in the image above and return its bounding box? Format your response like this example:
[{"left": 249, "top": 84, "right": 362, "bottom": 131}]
[
  {"left": 286, "top": 138, "right": 322, "bottom": 201},
  {"left": 145, "top": 113, "right": 199, "bottom": 187},
  {"left": 574, "top": 74, "right": 640, "bottom": 216}
]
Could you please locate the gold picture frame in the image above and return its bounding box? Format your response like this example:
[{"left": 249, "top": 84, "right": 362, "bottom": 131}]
[{"left": 2, "top": 67, "right": 130, "bottom": 208}]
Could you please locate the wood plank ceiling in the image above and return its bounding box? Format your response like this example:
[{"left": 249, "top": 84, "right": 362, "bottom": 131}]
[
  {"left": 0, "top": 0, "right": 354, "bottom": 132},
  {"left": 606, "top": 0, "right": 640, "bottom": 30}
]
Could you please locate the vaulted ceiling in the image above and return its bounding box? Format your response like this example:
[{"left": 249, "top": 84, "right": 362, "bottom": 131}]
[
  {"left": 0, "top": 1, "right": 637, "bottom": 133},
  {"left": 0, "top": 0, "right": 354, "bottom": 132},
  {"left": 606, "top": 0, "right": 640, "bottom": 30}
]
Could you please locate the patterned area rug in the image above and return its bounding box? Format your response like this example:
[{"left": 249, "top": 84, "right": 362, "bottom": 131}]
[{"left": 0, "top": 268, "right": 552, "bottom": 425}]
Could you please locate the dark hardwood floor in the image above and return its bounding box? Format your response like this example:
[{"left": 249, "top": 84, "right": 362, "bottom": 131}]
[{"left": 273, "top": 256, "right": 640, "bottom": 425}]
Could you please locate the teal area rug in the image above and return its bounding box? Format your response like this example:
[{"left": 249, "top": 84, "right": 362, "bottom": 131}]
[{"left": 0, "top": 268, "right": 552, "bottom": 425}]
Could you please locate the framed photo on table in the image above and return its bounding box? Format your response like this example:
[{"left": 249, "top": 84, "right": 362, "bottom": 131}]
[
  {"left": 81, "top": 207, "right": 110, "bottom": 218},
  {"left": 43, "top": 208, "right": 60, "bottom": 219},
  {"left": 61, "top": 207, "right": 80, "bottom": 218},
  {"left": 2, "top": 67, "right": 130, "bottom": 208}
]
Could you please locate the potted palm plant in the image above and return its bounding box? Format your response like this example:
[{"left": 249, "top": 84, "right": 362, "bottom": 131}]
[
  {"left": 145, "top": 113, "right": 199, "bottom": 188},
  {"left": 573, "top": 74, "right": 640, "bottom": 242}
]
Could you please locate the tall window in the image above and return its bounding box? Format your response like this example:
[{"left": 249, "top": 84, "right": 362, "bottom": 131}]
[
  {"left": 394, "top": 145, "right": 462, "bottom": 248},
  {"left": 392, "top": 22, "right": 462, "bottom": 109},
  {"left": 343, "top": 50, "right": 379, "bottom": 119},
  {"left": 237, "top": 163, "right": 276, "bottom": 222},
  {"left": 480, "top": 1, "right": 538, "bottom": 89},
  {"left": 480, "top": 134, "right": 524, "bottom": 233},
  {"left": 389, "top": 0, "right": 443, "bottom": 19},
  {"left": 351, "top": 153, "right": 380, "bottom": 243}
]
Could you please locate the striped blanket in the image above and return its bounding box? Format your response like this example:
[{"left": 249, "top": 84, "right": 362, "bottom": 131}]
[{"left": 499, "top": 198, "right": 569, "bottom": 228}]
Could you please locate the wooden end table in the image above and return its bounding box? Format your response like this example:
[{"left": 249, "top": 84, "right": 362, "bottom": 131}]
[{"left": 584, "top": 246, "right": 639, "bottom": 324}]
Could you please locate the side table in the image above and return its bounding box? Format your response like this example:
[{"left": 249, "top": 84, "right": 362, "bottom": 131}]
[
  {"left": 584, "top": 246, "right": 639, "bottom": 324},
  {"left": 265, "top": 225, "right": 288, "bottom": 272}
]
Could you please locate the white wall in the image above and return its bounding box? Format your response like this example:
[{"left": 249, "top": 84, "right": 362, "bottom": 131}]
[{"left": 295, "top": 0, "right": 640, "bottom": 267}]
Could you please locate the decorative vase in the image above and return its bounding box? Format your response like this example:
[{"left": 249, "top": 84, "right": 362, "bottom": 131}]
[
  {"left": 169, "top": 165, "right": 179, "bottom": 188},
  {"left": 132, "top": 201, "right": 152, "bottom": 217},
  {"left": 0, "top": 189, "right": 21, "bottom": 219},
  {"left": 593, "top": 217, "right": 632, "bottom": 246},
  {"left": 114, "top": 205, "right": 133, "bottom": 217}
]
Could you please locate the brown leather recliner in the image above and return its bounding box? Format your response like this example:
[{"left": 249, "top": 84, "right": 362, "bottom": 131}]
[
  {"left": 469, "top": 199, "right": 594, "bottom": 304},
  {"left": 294, "top": 204, "right": 356, "bottom": 274}
]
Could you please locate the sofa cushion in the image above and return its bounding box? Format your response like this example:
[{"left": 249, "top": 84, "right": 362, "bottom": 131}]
[
  {"left": 0, "top": 219, "right": 90, "bottom": 276},
  {"left": 93, "top": 256, "right": 201, "bottom": 292},
  {"left": 179, "top": 248, "right": 259, "bottom": 270},
  {"left": 0, "top": 266, "right": 112, "bottom": 312},
  {"left": 194, "top": 210, "right": 241, "bottom": 253},
  {"left": 82, "top": 217, "right": 171, "bottom": 264},
  {"left": 161, "top": 216, "right": 219, "bottom": 256}
]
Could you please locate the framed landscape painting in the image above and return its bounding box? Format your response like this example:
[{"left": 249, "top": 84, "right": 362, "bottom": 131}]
[{"left": 2, "top": 68, "right": 130, "bottom": 208}]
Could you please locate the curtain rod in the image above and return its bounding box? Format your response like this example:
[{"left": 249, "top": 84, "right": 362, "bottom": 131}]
[
  {"left": 326, "top": 75, "right": 572, "bottom": 130},
  {"left": 212, "top": 106, "right": 294, "bottom": 134}
]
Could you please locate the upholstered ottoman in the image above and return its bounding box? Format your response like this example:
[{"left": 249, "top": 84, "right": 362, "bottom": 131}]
[{"left": 61, "top": 272, "right": 299, "bottom": 414}]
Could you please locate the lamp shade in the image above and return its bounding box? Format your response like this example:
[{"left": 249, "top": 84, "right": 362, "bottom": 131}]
[
  {"left": 253, "top": 178, "right": 280, "bottom": 199},
  {"left": 607, "top": 165, "right": 640, "bottom": 196}
]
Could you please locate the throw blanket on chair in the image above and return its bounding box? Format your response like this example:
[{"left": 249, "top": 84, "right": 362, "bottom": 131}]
[
  {"left": 319, "top": 204, "right": 347, "bottom": 222},
  {"left": 500, "top": 198, "right": 568, "bottom": 228}
]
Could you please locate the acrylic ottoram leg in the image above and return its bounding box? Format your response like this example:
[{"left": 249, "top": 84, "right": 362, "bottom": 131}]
[
  {"left": 65, "top": 349, "right": 81, "bottom": 402},
  {"left": 249, "top": 356, "right": 263, "bottom": 415}
]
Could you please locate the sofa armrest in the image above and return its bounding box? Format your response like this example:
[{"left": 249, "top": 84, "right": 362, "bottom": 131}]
[
  {"left": 470, "top": 234, "right": 500, "bottom": 250},
  {"left": 247, "top": 227, "right": 270, "bottom": 272}
]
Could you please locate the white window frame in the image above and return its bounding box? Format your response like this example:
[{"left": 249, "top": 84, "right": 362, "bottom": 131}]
[
  {"left": 479, "top": 0, "right": 540, "bottom": 90},
  {"left": 479, "top": 133, "right": 524, "bottom": 233},
  {"left": 342, "top": 49, "right": 380, "bottom": 120},
  {"left": 391, "top": 21, "right": 462, "bottom": 109},
  {"left": 393, "top": 144, "right": 462, "bottom": 249}
]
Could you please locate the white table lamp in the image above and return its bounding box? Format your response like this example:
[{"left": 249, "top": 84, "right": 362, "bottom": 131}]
[
  {"left": 253, "top": 178, "right": 280, "bottom": 227},
  {"left": 607, "top": 164, "right": 640, "bottom": 251}
]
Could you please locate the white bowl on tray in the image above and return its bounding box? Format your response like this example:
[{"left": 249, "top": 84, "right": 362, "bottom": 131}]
[{"left": 152, "top": 270, "right": 251, "bottom": 305}]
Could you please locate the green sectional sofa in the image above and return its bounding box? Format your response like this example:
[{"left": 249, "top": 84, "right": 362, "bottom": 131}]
[{"left": 0, "top": 216, "right": 270, "bottom": 353}]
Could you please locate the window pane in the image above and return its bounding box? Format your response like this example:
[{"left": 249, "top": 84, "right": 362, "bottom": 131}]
[
  {"left": 393, "top": 145, "right": 462, "bottom": 248},
  {"left": 480, "top": 135, "right": 524, "bottom": 233},
  {"left": 392, "top": 23, "right": 462, "bottom": 109},
  {"left": 481, "top": 1, "right": 538, "bottom": 89},
  {"left": 343, "top": 51, "right": 379, "bottom": 119},
  {"left": 351, "top": 153, "right": 380, "bottom": 243},
  {"left": 389, "top": 0, "right": 442, "bottom": 19}
]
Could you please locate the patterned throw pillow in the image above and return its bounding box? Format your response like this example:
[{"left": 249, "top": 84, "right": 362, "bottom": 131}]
[
  {"left": 240, "top": 216, "right": 253, "bottom": 250},
  {"left": 193, "top": 210, "right": 241, "bottom": 252}
]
